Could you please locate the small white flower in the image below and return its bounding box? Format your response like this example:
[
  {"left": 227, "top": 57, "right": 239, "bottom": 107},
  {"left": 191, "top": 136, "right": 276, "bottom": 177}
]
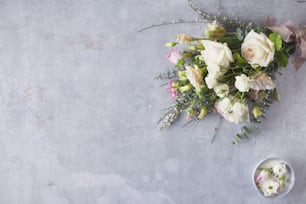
[
  {"left": 207, "top": 64, "right": 222, "bottom": 78},
  {"left": 217, "top": 97, "right": 232, "bottom": 113},
  {"left": 241, "top": 30, "right": 275, "bottom": 67},
  {"left": 272, "top": 163, "right": 287, "bottom": 177},
  {"left": 205, "top": 74, "right": 217, "bottom": 89},
  {"left": 261, "top": 180, "right": 280, "bottom": 196},
  {"left": 235, "top": 74, "right": 251, "bottom": 92},
  {"left": 229, "top": 102, "right": 250, "bottom": 123},
  {"left": 214, "top": 83, "right": 229, "bottom": 98},
  {"left": 201, "top": 40, "right": 234, "bottom": 68},
  {"left": 215, "top": 98, "right": 250, "bottom": 123}
]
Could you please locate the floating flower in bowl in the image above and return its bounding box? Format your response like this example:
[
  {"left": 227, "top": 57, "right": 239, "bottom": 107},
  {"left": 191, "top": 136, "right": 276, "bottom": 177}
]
[{"left": 253, "top": 158, "right": 295, "bottom": 198}]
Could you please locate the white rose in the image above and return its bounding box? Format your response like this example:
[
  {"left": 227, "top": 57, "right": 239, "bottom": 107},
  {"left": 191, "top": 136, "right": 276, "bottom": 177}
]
[
  {"left": 261, "top": 180, "right": 279, "bottom": 196},
  {"left": 272, "top": 163, "right": 287, "bottom": 177},
  {"left": 214, "top": 83, "right": 229, "bottom": 98},
  {"left": 205, "top": 74, "right": 217, "bottom": 89},
  {"left": 241, "top": 30, "right": 275, "bottom": 67},
  {"left": 235, "top": 74, "right": 251, "bottom": 92},
  {"left": 201, "top": 40, "right": 234, "bottom": 68},
  {"left": 186, "top": 65, "right": 204, "bottom": 90}
]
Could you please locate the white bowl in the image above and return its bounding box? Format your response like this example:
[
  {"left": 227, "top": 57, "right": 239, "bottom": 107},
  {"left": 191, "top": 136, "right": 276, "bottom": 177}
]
[{"left": 252, "top": 157, "right": 295, "bottom": 198}]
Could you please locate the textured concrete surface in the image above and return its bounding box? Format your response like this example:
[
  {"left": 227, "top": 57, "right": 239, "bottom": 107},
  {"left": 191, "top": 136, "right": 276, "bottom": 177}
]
[{"left": 1, "top": 0, "right": 306, "bottom": 203}]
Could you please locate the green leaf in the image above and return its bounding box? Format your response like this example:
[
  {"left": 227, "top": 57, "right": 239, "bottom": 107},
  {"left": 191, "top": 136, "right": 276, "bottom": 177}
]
[
  {"left": 236, "top": 134, "right": 242, "bottom": 139},
  {"left": 277, "top": 52, "right": 288, "bottom": 67},
  {"left": 235, "top": 53, "right": 247, "bottom": 65},
  {"left": 279, "top": 175, "right": 286, "bottom": 182},
  {"left": 175, "top": 58, "right": 185, "bottom": 67},
  {"left": 242, "top": 126, "right": 251, "bottom": 134},
  {"left": 269, "top": 32, "right": 282, "bottom": 51}
]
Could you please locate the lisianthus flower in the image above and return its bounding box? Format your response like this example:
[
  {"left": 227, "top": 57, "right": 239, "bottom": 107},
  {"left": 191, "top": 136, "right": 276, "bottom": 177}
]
[
  {"left": 256, "top": 170, "right": 269, "bottom": 184},
  {"left": 205, "top": 21, "right": 226, "bottom": 38},
  {"left": 251, "top": 73, "right": 276, "bottom": 90},
  {"left": 167, "top": 48, "right": 182, "bottom": 64},
  {"left": 235, "top": 74, "right": 251, "bottom": 92},
  {"left": 205, "top": 74, "right": 218, "bottom": 89},
  {"left": 176, "top": 34, "right": 193, "bottom": 43},
  {"left": 230, "top": 102, "right": 250, "bottom": 123},
  {"left": 241, "top": 30, "right": 275, "bottom": 67},
  {"left": 215, "top": 97, "right": 232, "bottom": 114},
  {"left": 168, "top": 81, "right": 177, "bottom": 99},
  {"left": 214, "top": 83, "right": 229, "bottom": 98},
  {"left": 186, "top": 65, "right": 204, "bottom": 90},
  {"left": 215, "top": 98, "right": 250, "bottom": 123}
]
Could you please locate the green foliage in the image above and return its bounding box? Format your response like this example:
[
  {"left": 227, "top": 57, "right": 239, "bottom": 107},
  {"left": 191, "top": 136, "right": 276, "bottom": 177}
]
[
  {"left": 279, "top": 175, "right": 286, "bottom": 183},
  {"left": 269, "top": 32, "right": 282, "bottom": 51},
  {"left": 232, "top": 126, "right": 252, "bottom": 144},
  {"left": 236, "top": 28, "right": 244, "bottom": 41},
  {"left": 276, "top": 52, "right": 288, "bottom": 67},
  {"left": 155, "top": 70, "right": 177, "bottom": 80},
  {"left": 235, "top": 53, "right": 248, "bottom": 65},
  {"left": 175, "top": 58, "right": 185, "bottom": 67}
]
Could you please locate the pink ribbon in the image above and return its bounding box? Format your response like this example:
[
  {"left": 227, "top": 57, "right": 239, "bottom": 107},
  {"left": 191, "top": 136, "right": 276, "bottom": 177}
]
[{"left": 265, "top": 17, "right": 306, "bottom": 70}]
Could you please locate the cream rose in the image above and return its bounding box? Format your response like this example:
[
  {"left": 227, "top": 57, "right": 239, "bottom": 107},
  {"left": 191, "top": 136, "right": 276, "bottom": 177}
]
[
  {"left": 186, "top": 65, "right": 204, "bottom": 90},
  {"left": 235, "top": 74, "right": 251, "bottom": 92},
  {"left": 241, "top": 30, "right": 275, "bottom": 67},
  {"left": 201, "top": 40, "right": 234, "bottom": 68}
]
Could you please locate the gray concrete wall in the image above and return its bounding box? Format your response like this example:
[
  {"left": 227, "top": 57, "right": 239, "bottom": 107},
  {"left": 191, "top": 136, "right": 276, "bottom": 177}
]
[{"left": 0, "top": 0, "right": 306, "bottom": 203}]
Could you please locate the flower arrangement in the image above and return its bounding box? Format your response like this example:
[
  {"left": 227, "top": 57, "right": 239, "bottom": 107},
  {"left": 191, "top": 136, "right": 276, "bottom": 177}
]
[{"left": 155, "top": 0, "right": 306, "bottom": 143}]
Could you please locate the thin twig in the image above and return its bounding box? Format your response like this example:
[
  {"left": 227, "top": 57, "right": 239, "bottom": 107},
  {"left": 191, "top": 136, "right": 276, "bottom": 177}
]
[
  {"left": 138, "top": 19, "right": 206, "bottom": 33},
  {"left": 211, "top": 116, "right": 223, "bottom": 143},
  {"left": 188, "top": 0, "right": 257, "bottom": 30}
]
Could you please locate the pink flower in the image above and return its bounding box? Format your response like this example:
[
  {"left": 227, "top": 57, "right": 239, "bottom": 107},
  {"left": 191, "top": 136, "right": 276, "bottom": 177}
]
[
  {"left": 167, "top": 48, "right": 182, "bottom": 64},
  {"left": 256, "top": 170, "right": 269, "bottom": 184},
  {"left": 168, "top": 81, "right": 177, "bottom": 98}
]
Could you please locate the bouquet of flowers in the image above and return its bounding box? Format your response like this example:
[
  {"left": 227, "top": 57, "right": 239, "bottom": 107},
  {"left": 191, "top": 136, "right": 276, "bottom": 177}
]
[{"left": 156, "top": 0, "right": 306, "bottom": 143}]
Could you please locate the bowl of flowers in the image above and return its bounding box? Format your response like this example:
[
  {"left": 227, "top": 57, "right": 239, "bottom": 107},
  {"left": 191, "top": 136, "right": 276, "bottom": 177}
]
[{"left": 253, "top": 157, "right": 295, "bottom": 198}]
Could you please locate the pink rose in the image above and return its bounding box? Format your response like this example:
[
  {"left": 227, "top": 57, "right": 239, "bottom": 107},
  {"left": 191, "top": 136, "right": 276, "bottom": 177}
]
[{"left": 167, "top": 48, "right": 182, "bottom": 64}]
